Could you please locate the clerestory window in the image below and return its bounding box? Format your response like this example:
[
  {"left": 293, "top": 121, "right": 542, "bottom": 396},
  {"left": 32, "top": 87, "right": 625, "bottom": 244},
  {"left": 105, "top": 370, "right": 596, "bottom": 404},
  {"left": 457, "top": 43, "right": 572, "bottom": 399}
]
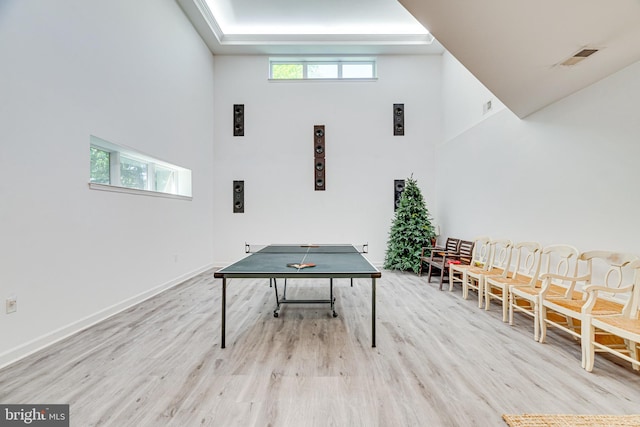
[
  {"left": 89, "top": 135, "right": 192, "bottom": 200},
  {"left": 269, "top": 57, "right": 377, "bottom": 81}
]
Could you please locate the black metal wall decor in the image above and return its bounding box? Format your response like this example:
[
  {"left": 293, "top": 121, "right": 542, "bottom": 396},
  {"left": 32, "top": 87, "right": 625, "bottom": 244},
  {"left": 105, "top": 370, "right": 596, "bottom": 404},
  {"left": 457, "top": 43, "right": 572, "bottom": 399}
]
[
  {"left": 394, "top": 179, "right": 405, "bottom": 210},
  {"left": 233, "top": 180, "right": 244, "bottom": 213},
  {"left": 314, "top": 125, "right": 325, "bottom": 191},
  {"left": 233, "top": 104, "right": 244, "bottom": 136},
  {"left": 393, "top": 103, "right": 404, "bottom": 136}
]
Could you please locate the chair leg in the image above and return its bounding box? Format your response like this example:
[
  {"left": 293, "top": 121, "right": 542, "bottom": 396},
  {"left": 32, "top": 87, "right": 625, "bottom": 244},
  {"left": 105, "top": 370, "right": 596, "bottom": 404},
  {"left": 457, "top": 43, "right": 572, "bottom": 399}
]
[
  {"left": 508, "top": 293, "right": 515, "bottom": 325},
  {"left": 534, "top": 303, "right": 540, "bottom": 342},
  {"left": 449, "top": 266, "right": 456, "bottom": 292},
  {"left": 625, "top": 340, "right": 640, "bottom": 371},
  {"left": 502, "top": 287, "right": 508, "bottom": 322},
  {"left": 484, "top": 283, "right": 491, "bottom": 311},
  {"left": 462, "top": 272, "right": 469, "bottom": 300},
  {"left": 581, "top": 316, "right": 595, "bottom": 371},
  {"left": 477, "top": 277, "right": 484, "bottom": 309},
  {"left": 537, "top": 302, "right": 546, "bottom": 343},
  {"left": 439, "top": 265, "right": 445, "bottom": 290},
  {"left": 427, "top": 263, "right": 433, "bottom": 283}
]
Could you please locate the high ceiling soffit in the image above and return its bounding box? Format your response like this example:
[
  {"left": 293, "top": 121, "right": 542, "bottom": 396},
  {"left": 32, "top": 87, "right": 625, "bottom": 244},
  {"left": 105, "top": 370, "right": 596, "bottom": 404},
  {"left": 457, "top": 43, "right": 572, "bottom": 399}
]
[
  {"left": 177, "top": 0, "right": 444, "bottom": 55},
  {"left": 399, "top": 0, "right": 640, "bottom": 117}
]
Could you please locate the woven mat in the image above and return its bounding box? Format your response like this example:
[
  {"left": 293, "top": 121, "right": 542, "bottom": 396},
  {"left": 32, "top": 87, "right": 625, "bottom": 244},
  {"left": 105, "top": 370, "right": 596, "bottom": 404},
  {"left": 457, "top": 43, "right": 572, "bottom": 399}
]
[{"left": 502, "top": 414, "right": 640, "bottom": 427}]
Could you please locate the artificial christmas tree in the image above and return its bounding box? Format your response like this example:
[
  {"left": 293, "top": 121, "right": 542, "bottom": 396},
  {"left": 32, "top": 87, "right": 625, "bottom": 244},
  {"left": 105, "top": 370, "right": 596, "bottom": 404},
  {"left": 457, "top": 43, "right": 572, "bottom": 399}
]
[{"left": 384, "top": 177, "right": 435, "bottom": 274}]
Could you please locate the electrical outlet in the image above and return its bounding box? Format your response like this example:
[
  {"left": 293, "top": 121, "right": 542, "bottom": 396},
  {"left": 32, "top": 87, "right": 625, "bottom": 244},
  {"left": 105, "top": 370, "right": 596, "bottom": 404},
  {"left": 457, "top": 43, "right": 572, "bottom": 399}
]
[{"left": 6, "top": 296, "right": 17, "bottom": 314}]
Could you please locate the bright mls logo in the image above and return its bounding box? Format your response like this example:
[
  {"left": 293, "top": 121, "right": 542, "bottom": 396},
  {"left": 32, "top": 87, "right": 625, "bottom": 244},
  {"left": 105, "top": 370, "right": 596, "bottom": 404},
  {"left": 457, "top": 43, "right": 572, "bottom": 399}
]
[{"left": 1, "top": 405, "right": 69, "bottom": 426}]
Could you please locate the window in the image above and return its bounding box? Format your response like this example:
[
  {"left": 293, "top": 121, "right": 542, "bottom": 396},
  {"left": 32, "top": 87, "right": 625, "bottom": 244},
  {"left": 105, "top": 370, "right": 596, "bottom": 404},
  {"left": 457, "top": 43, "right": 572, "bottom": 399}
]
[
  {"left": 270, "top": 58, "right": 376, "bottom": 80},
  {"left": 90, "top": 147, "right": 110, "bottom": 184},
  {"left": 271, "top": 63, "right": 303, "bottom": 79},
  {"left": 307, "top": 63, "right": 338, "bottom": 79},
  {"left": 155, "top": 165, "right": 177, "bottom": 194},
  {"left": 119, "top": 155, "right": 148, "bottom": 190},
  {"left": 342, "top": 63, "right": 375, "bottom": 79},
  {"left": 89, "top": 135, "right": 192, "bottom": 200}
]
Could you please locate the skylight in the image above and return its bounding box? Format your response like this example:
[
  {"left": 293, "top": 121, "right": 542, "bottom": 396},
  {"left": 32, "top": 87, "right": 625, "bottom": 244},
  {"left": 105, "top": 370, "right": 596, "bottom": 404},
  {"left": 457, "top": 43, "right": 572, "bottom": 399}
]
[{"left": 203, "top": 0, "right": 430, "bottom": 37}]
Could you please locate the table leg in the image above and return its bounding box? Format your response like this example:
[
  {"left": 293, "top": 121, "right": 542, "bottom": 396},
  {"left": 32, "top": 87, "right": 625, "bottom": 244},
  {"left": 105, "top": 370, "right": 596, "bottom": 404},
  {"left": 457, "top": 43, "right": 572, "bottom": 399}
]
[
  {"left": 372, "top": 277, "right": 376, "bottom": 348},
  {"left": 221, "top": 277, "right": 226, "bottom": 349},
  {"left": 273, "top": 279, "right": 281, "bottom": 318},
  {"left": 330, "top": 278, "right": 337, "bottom": 317}
]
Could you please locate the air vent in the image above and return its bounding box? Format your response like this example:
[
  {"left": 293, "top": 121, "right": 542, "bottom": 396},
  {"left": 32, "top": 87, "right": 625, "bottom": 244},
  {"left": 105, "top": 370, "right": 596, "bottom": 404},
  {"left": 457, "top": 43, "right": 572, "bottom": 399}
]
[{"left": 560, "top": 48, "right": 599, "bottom": 66}]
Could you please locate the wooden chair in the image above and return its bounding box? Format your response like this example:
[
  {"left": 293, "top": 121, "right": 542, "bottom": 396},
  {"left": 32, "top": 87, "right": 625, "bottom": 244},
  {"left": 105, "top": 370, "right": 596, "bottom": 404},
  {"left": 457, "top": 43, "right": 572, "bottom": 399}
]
[
  {"left": 461, "top": 239, "right": 512, "bottom": 308},
  {"left": 484, "top": 241, "right": 542, "bottom": 322},
  {"left": 538, "top": 251, "right": 638, "bottom": 368},
  {"left": 508, "top": 244, "right": 579, "bottom": 341},
  {"left": 445, "top": 239, "right": 475, "bottom": 291},
  {"left": 582, "top": 258, "right": 640, "bottom": 372},
  {"left": 420, "top": 237, "right": 461, "bottom": 289},
  {"left": 449, "top": 236, "right": 490, "bottom": 293},
  {"left": 418, "top": 237, "right": 444, "bottom": 276}
]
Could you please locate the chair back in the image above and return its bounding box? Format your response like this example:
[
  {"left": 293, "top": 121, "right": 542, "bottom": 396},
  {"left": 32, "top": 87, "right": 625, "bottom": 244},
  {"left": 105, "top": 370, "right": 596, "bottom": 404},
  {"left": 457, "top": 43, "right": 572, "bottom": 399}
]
[
  {"left": 579, "top": 250, "right": 638, "bottom": 305},
  {"left": 508, "top": 241, "right": 542, "bottom": 284},
  {"left": 486, "top": 239, "right": 513, "bottom": 277},
  {"left": 470, "top": 236, "right": 491, "bottom": 267},
  {"left": 457, "top": 240, "right": 475, "bottom": 265},
  {"left": 629, "top": 259, "right": 640, "bottom": 319},
  {"left": 444, "top": 238, "right": 461, "bottom": 253},
  {"left": 538, "top": 244, "right": 580, "bottom": 288}
]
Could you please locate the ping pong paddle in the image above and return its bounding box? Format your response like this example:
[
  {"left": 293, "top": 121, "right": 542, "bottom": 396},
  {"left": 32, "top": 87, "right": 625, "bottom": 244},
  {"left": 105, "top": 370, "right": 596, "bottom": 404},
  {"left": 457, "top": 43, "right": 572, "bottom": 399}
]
[{"left": 286, "top": 263, "right": 316, "bottom": 269}]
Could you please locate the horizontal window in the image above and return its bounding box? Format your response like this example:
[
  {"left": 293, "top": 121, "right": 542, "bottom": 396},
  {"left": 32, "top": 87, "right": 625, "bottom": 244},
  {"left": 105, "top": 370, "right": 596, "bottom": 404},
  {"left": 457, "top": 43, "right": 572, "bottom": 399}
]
[
  {"left": 89, "top": 135, "right": 192, "bottom": 200},
  {"left": 270, "top": 57, "right": 377, "bottom": 81}
]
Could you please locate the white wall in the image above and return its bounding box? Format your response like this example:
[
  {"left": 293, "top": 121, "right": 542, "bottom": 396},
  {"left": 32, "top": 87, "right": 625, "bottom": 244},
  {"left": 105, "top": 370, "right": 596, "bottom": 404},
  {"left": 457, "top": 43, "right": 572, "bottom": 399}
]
[
  {"left": 0, "top": 0, "right": 215, "bottom": 367},
  {"left": 437, "top": 55, "right": 640, "bottom": 255},
  {"left": 441, "top": 51, "right": 506, "bottom": 141},
  {"left": 211, "top": 55, "right": 442, "bottom": 266}
]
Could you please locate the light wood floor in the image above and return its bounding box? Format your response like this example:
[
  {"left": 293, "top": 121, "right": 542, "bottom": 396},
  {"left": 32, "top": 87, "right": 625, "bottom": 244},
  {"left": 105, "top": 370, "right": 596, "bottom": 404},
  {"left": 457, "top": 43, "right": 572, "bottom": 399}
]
[{"left": 1, "top": 270, "right": 639, "bottom": 426}]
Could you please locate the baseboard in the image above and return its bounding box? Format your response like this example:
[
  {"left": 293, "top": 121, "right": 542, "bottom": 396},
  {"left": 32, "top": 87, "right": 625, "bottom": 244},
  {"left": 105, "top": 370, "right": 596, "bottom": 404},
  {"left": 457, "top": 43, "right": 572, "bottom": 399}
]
[{"left": 0, "top": 264, "right": 214, "bottom": 370}]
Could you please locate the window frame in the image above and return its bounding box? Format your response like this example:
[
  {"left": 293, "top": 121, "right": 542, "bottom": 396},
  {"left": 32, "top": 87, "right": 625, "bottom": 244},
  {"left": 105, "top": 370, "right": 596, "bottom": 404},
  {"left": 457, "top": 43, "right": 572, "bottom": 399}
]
[
  {"left": 269, "top": 57, "right": 377, "bottom": 81},
  {"left": 88, "top": 135, "right": 192, "bottom": 201}
]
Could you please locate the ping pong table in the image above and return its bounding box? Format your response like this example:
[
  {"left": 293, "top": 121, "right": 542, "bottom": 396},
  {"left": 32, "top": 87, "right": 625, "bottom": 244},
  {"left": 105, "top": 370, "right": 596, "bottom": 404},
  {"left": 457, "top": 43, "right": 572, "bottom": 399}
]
[{"left": 213, "top": 244, "right": 382, "bottom": 348}]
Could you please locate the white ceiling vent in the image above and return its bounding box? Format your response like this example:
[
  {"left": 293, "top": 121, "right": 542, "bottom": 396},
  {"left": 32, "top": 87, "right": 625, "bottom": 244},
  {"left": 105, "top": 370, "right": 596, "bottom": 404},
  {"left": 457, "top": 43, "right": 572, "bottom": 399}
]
[{"left": 559, "top": 48, "right": 599, "bottom": 66}]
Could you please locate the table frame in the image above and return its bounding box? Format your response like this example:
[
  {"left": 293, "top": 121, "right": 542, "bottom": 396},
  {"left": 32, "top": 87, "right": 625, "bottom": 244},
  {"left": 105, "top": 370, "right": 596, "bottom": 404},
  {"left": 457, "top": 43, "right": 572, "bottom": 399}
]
[{"left": 213, "top": 245, "right": 381, "bottom": 348}]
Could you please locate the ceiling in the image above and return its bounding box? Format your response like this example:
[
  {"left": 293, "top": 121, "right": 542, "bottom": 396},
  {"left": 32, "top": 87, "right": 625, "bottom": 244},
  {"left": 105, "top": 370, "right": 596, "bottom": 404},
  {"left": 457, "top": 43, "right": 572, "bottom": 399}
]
[
  {"left": 176, "top": 0, "right": 443, "bottom": 55},
  {"left": 178, "top": 0, "right": 640, "bottom": 117},
  {"left": 400, "top": 0, "right": 640, "bottom": 117}
]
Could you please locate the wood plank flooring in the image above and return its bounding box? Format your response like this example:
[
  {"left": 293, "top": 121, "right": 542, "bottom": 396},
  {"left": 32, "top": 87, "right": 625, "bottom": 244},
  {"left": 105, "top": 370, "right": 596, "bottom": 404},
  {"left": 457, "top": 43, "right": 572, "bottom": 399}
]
[{"left": 1, "top": 270, "right": 639, "bottom": 426}]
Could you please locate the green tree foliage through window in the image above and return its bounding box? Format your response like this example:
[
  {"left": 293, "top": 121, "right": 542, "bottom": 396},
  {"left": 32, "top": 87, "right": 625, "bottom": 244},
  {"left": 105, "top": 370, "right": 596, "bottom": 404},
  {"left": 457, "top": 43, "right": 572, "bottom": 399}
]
[
  {"left": 120, "top": 156, "right": 147, "bottom": 190},
  {"left": 384, "top": 176, "right": 435, "bottom": 274},
  {"left": 271, "top": 63, "right": 303, "bottom": 79},
  {"left": 90, "top": 147, "right": 110, "bottom": 184}
]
